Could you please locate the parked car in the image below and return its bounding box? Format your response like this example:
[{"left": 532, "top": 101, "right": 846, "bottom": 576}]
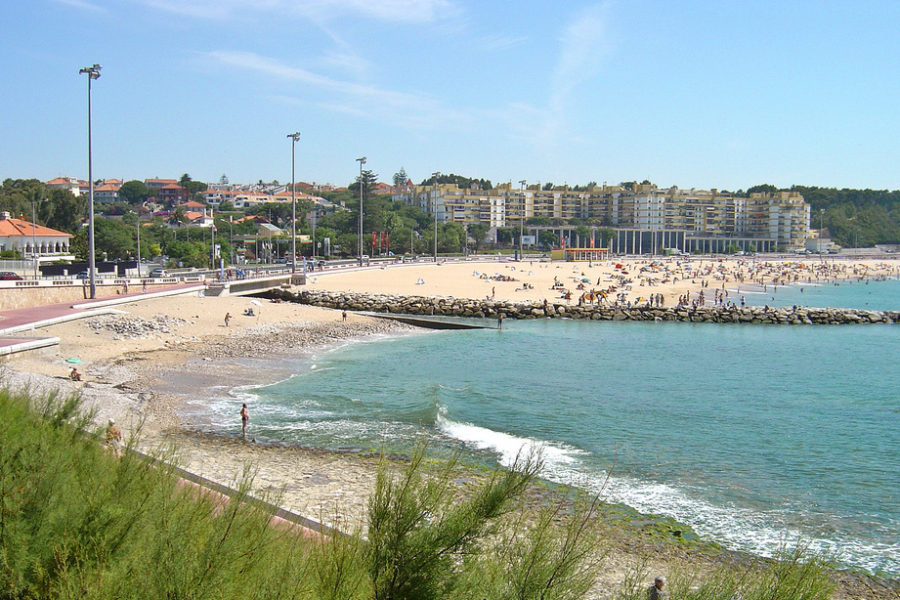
[
  {"left": 75, "top": 271, "right": 89, "bottom": 279},
  {"left": 0, "top": 271, "right": 23, "bottom": 280},
  {"left": 149, "top": 268, "right": 168, "bottom": 278}
]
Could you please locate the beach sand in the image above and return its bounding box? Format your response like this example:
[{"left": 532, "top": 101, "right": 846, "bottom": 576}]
[
  {"left": 307, "top": 256, "right": 900, "bottom": 307},
  {"left": 2, "top": 257, "right": 898, "bottom": 599}
]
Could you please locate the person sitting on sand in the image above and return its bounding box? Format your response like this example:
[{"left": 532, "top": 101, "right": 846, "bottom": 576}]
[
  {"left": 69, "top": 367, "right": 82, "bottom": 381},
  {"left": 105, "top": 419, "right": 123, "bottom": 456},
  {"left": 648, "top": 576, "right": 667, "bottom": 600}
]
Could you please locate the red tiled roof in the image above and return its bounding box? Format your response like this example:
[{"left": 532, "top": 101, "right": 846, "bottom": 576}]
[
  {"left": 0, "top": 216, "right": 72, "bottom": 238},
  {"left": 46, "top": 177, "right": 87, "bottom": 187},
  {"left": 181, "top": 200, "right": 206, "bottom": 208}
]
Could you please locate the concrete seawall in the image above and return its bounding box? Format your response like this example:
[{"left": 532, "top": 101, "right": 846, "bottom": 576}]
[{"left": 265, "top": 289, "right": 899, "bottom": 325}]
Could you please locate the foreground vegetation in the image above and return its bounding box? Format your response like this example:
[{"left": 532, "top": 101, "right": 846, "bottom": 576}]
[{"left": 0, "top": 387, "right": 847, "bottom": 599}]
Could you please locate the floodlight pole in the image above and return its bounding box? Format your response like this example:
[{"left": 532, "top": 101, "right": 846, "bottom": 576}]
[
  {"left": 432, "top": 171, "right": 441, "bottom": 262},
  {"left": 287, "top": 131, "right": 301, "bottom": 274},
  {"left": 519, "top": 180, "right": 526, "bottom": 260},
  {"left": 79, "top": 63, "right": 101, "bottom": 298},
  {"left": 31, "top": 200, "right": 39, "bottom": 279},
  {"left": 356, "top": 157, "right": 366, "bottom": 266}
]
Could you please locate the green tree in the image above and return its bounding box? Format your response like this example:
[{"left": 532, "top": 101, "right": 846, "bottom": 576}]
[
  {"left": 393, "top": 167, "right": 409, "bottom": 187},
  {"left": 118, "top": 180, "right": 149, "bottom": 204},
  {"left": 367, "top": 445, "right": 541, "bottom": 600},
  {"left": 349, "top": 169, "right": 379, "bottom": 198},
  {"left": 539, "top": 230, "right": 559, "bottom": 248},
  {"left": 94, "top": 217, "right": 136, "bottom": 260},
  {"left": 574, "top": 225, "right": 591, "bottom": 245},
  {"left": 44, "top": 188, "right": 87, "bottom": 233},
  {"left": 468, "top": 222, "right": 489, "bottom": 250},
  {"left": 179, "top": 173, "right": 208, "bottom": 195}
]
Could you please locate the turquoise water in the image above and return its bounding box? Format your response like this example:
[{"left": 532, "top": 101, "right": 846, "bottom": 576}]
[
  {"left": 733, "top": 273, "right": 900, "bottom": 310},
  {"left": 205, "top": 280, "right": 900, "bottom": 576}
]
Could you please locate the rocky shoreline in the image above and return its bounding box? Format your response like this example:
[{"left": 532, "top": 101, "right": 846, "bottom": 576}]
[{"left": 266, "top": 289, "right": 900, "bottom": 325}]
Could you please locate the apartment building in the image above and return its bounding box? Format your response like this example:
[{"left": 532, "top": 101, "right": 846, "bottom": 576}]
[{"left": 397, "top": 182, "right": 810, "bottom": 252}]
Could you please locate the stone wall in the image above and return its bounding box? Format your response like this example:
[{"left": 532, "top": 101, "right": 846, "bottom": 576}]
[
  {"left": 0, "top": 282, "right": 176, "bottom": 311},
  {"left": 265, "top": 289, "right": 899, "bottom": 325}
]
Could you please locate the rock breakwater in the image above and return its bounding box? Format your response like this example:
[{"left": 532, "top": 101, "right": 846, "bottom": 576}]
[{"left": 265, "top": 289, "right": 900, "bottom": 325}]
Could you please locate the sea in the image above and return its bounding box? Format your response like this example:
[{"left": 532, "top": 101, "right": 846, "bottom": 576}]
[{"left": 201, "top": 277, "right": 900, "bottom": 577}]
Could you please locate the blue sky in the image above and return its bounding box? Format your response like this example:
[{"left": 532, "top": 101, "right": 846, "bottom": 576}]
[{"left": 3, "top": 0, "right": 900, "bottom": 191}]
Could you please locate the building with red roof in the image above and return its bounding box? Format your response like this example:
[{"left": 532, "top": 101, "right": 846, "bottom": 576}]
[
  {"left": 0, "top": 211, "right": 73, "bottom": 256},
  {"left": 157, "top": 183, "right": 189, "bottom": 205},
  {"left": 45, "top": 176, "right": 88, "bottom": 196}
]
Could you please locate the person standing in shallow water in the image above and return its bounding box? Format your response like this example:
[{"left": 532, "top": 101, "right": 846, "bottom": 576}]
[
  {"left": 497, "top": 312, "right": 504, "bottom": 330},
  {"left": 240, "top": 403, "right": 249, "bottom": 438}
]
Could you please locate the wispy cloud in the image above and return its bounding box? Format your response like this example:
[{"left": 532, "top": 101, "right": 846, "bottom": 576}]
[
  {"left": 203, "top": 50, "right": 469, "bottom": 130},
  {"left": 479, "top": 33, "right": 527, "bottom": 52},
  {"left": 135, "top": 0, "right": 457, "bottom": 23},
  {"left": 502, "top": 3, "right": 613, "bottom": 151},
  {"left": 54, "top": 0, "right": 105, "bottom": 12}
]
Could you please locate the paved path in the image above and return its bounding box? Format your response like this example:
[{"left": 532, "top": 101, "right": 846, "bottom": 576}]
[{"left": 0, "top": 282, "right": 205, "bottom": 353}]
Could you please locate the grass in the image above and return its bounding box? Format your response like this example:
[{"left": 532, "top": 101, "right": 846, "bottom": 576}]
[{"left": 0, "top": 386, "right": 848, "bottom": 600}]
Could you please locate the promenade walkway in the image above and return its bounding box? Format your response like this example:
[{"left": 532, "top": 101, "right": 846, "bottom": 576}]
[{"left": 0, "top": 281, "right": 206, "bottom": 355}]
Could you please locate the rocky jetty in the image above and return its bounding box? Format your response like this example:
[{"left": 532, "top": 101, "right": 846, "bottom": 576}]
[{"left": 264, "top": 289, "right": 900, "bottom": 325}]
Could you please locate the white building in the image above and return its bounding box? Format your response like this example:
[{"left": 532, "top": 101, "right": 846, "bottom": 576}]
[{"left": 0, "top": 211, "right": 72, "bottom": 256}]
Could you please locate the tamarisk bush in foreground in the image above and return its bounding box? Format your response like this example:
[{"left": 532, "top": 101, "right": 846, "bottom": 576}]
[{"left": 0, "top": 387, "right": 844, "bottom": 600}]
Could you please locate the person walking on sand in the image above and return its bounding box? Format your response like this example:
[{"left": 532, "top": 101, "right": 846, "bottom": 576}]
[
  {"left": 648, "top": 576, "right": 667, "bottom": 600},
  {"left": 224, "top": 312, "right": 232, "bottom": 327},
  {"left": 240, "top": 403, "right": 249, "bottom": 438},
  {"left": 342, "top": 310, "right": 347, "bottom": 322}
]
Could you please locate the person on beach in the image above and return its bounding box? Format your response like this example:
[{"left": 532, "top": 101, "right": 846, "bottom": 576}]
[
  {"left": 240, "top": 403, "right": 249, "bottom": 438},
  {"left": 69, "top": 367, "right": 82, "bottom": 381},
  {"left": 224, "top": 312, "right": 232, "bottom": 327},
  {"left": 105, "top": 418, "right": 123, "bottom": 456},
  {"left": 648, "top": 576, "right": 667, "bottom": 600},
  {"left": 342, "top": 310, "right": 347, "bottom": 322},
  {"left": 497, "top": 312, "right": 504, "bottom": 330}
]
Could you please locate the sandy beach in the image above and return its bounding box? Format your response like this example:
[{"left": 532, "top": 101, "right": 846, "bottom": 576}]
[
  {"left": 2, "top": 255, "right": 898, "bottom": 598},
  {"left": 307, "top": 255, "right": 900, "bottom": 308}
]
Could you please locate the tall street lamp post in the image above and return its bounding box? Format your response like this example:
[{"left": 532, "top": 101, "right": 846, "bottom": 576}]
[
  {"left": 135, "top": 211, "right": 141, "bottom": 278},
  {"left": 432, "top": 171, "right": 440, "bottom": 262},
  {"left": 519, "top": 180, "right": 526, "bottom": 260},
  {"left": 356, "top": 157, "right": 366, "bottom": 266},
  {"left": 287, "top": 131, "right": 301, "bottom": 275},
  {"left": 31, "top": 200, "right": 39, "bottom": 280},
  {"left": 79, "top": 63, "right": 101, "bottom": 298}
]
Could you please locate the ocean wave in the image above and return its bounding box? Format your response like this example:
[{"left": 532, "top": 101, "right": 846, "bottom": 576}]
[
  {"left": 435, "top": 407, "right": 584, "bottom": 470},
  {"left": 526, "top": 461, "right": 900, "bottom": 575}
]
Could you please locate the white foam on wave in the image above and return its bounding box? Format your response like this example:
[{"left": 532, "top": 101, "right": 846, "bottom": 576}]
[
  {"left": 435, "top": 408, "right": 583, "bottom": 471},
  {"left": 433, "top": 405, "right": 899, "bottom": 574},
  {"left": 534, "top": 462, "right": 900, "bottom": 575}
]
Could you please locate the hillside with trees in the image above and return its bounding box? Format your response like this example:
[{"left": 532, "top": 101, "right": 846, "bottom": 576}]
[
  {"left": 3, "top": 175, "right": 899, "bottom": 268},
  {"left": 743, "top": 184, "right": 900, "bottom": 247}
]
